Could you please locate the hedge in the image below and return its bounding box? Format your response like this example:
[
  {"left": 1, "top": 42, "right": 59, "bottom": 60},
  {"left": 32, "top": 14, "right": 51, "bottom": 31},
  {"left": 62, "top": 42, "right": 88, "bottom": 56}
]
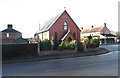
[{"left": 40, "top": 39, "right": 52, "bottom": 51}]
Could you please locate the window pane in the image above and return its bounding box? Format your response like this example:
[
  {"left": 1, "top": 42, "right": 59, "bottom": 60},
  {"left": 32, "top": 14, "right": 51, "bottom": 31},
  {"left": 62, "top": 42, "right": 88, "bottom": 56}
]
[
  {"left": 6, "top": 33, "right": 9, "bottom": 37},
  {"left": 64, "top": 21, "right": 67, "bottom": 30},
  {"left": 64, "top": 22, "right": 67, "bottom": 26}
]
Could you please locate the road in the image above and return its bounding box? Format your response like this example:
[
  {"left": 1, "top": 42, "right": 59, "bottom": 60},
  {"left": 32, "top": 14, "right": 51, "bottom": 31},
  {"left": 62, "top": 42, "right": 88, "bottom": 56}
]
[{"left": 2, "top": 44, "right": 118, "bottom": 76}]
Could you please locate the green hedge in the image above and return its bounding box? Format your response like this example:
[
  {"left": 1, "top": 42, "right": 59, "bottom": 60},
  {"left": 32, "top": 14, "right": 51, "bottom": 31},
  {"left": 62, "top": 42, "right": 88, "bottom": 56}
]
[
  {"left": 2, "top": 44, "right": 38, "bottom": 60},
  {"left": 87, "top": 38, "right": 100, "bottom": 48},
  {"left": 58, "top": 41, "right": 76, "bottom": 51},
  {"left": 58, "top": 41, "right": 84, "bottom": 52},
  {"left": 40, "top": 39, "right": 52, "bottom": 51}
]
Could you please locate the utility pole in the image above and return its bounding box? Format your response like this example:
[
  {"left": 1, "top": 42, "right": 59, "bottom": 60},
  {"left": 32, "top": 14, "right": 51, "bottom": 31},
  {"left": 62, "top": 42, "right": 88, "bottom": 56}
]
[
  {"left": 37, "top": 23, "right": 41, "bottom": 56},
  {"left": 37, "top": 34, "right": 40, "bottom": 56}
]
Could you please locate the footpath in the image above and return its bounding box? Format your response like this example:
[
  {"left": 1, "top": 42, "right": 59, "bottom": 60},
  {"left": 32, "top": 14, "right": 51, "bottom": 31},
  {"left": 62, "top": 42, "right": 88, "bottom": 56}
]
[{"left": 3, "top": 48, "right": 109, "bottom": 64}]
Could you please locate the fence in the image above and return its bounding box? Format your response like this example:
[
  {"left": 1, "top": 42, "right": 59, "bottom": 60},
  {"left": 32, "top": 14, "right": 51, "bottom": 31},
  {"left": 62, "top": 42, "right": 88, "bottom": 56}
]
[{"left": 2, "top": 43, "right": 38, "bottom": 60}]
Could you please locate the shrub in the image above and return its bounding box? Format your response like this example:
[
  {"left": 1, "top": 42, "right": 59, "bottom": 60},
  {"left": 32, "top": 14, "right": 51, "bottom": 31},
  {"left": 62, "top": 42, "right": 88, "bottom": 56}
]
[
  {"left": 65, "top": 41, "right": 71, "bottom": 49},
  {"left": 58, "top": 41, "right": 65, "bottom": 51},
  {"left": 58, "top": 40, "right": 76, "bottom": 50},
  {"left": 94, "top": 39, "right": 100, "bottom": 47},
  {"left": 40, "top": 39, "right": 52, "bottom": 51},
  {"left": 64, "top": 40, "right": 76, "bottom": 50},
  {"left": 69, "top": 40, "right": 76, "bottom": 49},
  {"left": 76, "top": 41, "right": 84, "bottom": 52},
  {"left": 86, "top": 38, "right": 100, "bottom": 48}
]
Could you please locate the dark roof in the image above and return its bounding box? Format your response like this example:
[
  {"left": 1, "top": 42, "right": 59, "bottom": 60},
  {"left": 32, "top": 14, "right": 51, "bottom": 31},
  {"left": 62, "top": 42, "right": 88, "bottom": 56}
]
[
  {"left": 14, "top": 38, "right": 28, "bottom": 44},
  {"left": 101, "top": 34, "right": 115, "bottom": 37},
  {"left": 1, "top": 24, "right": 21, "bottom": 33}
]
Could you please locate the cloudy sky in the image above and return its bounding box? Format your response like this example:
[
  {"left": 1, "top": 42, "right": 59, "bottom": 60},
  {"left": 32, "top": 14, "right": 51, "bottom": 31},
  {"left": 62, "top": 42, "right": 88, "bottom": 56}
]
[{"left": 0, "top": 0, "right": 119, "bottom": 38}]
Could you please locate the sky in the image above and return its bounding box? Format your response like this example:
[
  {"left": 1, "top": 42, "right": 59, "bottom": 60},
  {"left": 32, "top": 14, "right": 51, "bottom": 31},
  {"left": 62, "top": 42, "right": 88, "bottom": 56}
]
[{"left": 0, "top": 0, "right": 119, "bottom": 38}]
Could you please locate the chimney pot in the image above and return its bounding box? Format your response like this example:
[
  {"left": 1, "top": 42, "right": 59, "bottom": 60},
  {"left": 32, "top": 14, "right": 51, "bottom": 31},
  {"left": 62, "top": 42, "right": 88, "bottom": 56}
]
[
  {"left": 104, "top": 23, "right": 106, "bottom": 27},
  {"left": 7, "top": 24, "right": 13, "bottom": 29},
  {"left": 81, "top": 27, "right": 83, "bottom": 30},
  {"left": 91, "top": 25, "right": 93, "bottom": 28}
]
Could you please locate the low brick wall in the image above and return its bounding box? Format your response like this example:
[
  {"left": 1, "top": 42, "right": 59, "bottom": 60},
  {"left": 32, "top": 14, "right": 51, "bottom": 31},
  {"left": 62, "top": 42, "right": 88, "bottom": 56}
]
[
  {"left": 85, "top": 48, "right": 99, "bottom": 52},
  {"left": 38, "top": 50, "right": 77, "bottom": 56}
]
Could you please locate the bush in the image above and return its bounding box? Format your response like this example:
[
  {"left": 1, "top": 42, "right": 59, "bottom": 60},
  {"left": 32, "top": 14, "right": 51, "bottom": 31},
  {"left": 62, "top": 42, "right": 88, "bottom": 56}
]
[
  {"left": 94, "top": 39, "right": 100, "bottom": 47},
  {"left": 58, "top": 40, "right": 76, "bottom": 50},
  {"left": 66, "top": 40, "right": 76, "bottom": 49},
  {"left": 86, "top": 38, "right": 100, "bottom": 48},
  {"left": 65, "top": 41, "right": 71, "bottom": 49},
  {"left": 58, "top": 41, "right": 66, "bottom": 51},
  {"left": 76, "top": 41, "right": 84, "bottom": 52},
  {"left": 40, "top": 39, "right": 52, "bottom": 51}
]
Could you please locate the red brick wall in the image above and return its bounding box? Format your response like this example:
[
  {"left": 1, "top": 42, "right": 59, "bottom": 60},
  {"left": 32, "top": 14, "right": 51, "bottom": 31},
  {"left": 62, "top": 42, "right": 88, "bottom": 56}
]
[
  {"left": 49, "top": 11, "right": 80, "bottom": 41},
  {"left": 2, "top": 33, "right": 22, "bottom": 44},
  {"left": 2, "top": 33, "right": 22, "bottom": 39}
]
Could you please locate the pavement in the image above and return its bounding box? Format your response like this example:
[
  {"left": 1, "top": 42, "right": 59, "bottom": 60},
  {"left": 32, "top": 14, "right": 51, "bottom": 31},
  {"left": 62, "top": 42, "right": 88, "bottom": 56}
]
[{"left": 2, "top": 48, "right": 109, "bottom": 64}]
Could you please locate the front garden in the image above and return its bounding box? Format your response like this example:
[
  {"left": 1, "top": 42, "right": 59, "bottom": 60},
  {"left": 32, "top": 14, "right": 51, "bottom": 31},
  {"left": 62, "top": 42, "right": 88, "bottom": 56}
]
[{"left": 2, "top": 36, "right": 100, "bottom": 59}]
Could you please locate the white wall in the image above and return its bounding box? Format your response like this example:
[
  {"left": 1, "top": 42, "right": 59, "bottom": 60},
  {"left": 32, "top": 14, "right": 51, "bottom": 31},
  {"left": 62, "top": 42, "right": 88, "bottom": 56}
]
[{"left": 39, "top": 31, "right": 49, "bottom": 40}]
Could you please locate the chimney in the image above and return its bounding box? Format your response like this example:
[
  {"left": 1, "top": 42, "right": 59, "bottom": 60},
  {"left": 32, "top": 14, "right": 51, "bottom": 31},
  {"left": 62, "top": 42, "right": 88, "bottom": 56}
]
[
  {"left": 7, "top": 24, "right": 13, "bottom": 29},
  {"left": 81, "top": 27, "right": 83, "bottom": 30},
  {"left": 104, "top": 23, "right": 106, "bottom": 27},
  {"left": 91, "top": 25, "right": 94, "bottom": 28}
]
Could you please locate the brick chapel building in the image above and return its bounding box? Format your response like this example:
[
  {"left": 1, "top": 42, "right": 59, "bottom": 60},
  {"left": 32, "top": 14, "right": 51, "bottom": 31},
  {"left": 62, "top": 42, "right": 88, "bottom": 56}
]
[{"left": 35, "top": 10, "right": 80, "bottom": 43}]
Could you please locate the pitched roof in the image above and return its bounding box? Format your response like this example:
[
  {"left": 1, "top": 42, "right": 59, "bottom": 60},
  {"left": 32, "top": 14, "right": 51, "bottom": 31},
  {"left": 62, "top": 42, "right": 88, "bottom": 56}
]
[
  {"left": 1, "top": 24, "right": 21, "bottom": 33},
  {"left": 38, "top": 11, "right": 63, "bottom": 33},
  {"left": 14, "top": 38, "right": 28, "bottom": 44},
  {"left": 38, "top": 10, "right": 80, "bottom": 34},
  {"left": 2, "top": 28, "right": 21, "bottom": 33},
  {"left": 81, "top": 26, "right": 103, "bottom": 33}
]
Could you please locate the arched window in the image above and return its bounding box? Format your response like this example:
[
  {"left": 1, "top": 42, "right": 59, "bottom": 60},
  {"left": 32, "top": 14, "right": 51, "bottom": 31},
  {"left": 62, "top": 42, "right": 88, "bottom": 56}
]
[{"left": 63, "top": 21, "right": 68, "bottom": 30}]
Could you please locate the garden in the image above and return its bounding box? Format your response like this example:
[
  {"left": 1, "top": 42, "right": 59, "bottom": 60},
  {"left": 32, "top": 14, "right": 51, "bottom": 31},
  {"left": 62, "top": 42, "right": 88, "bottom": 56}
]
[{"left": 2, "top": 37, "right": 100, "bottom": 60}]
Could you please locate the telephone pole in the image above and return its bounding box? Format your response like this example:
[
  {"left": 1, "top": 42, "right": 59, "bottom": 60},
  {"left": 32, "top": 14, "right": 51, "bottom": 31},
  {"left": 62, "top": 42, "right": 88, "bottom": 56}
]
[{"left": 38, "top": 23, "right": 41, "bottom": 56}]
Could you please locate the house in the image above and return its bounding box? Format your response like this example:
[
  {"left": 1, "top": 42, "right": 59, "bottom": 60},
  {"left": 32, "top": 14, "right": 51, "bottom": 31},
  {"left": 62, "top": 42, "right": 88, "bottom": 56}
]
[
  {"left": 81, "top": 23, "right": 115, "bottom": 44},
  {"left": 35, "top": 10, "right": 80, "bottom": 43},
  {"left": 1, "top": 24, "right": 28, "bottom": 44}
]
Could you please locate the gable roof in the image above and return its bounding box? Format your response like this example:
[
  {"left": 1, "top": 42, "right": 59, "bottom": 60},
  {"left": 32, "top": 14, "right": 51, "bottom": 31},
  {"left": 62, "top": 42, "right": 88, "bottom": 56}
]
[{"left": 38, "top": 10, "right": 80, "bottom": 34}]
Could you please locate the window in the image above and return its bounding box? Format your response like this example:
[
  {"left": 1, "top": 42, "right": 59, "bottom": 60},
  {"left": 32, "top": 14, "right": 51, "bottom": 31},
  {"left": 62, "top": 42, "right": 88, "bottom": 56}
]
[
  {"left": 63, "top": 21, "right": 68, "bottom": 30},
  {"left": 6, "top": 33, "right": 9, "bottom": 37}
]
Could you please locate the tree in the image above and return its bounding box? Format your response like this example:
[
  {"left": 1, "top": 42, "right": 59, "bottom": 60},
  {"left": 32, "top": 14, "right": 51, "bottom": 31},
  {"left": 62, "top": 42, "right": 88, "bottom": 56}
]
[
  {"left": 115, "top": 32, "right": 120, "bottom": 38},
  {"left": 53, "top": 32, "right": 58, "bottom": 50}
]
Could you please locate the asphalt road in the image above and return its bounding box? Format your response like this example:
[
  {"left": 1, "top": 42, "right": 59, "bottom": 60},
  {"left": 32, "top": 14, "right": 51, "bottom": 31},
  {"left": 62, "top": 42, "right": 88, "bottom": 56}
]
[{"left": 2, "top": 44, "right": 118, "bottom": 76}]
